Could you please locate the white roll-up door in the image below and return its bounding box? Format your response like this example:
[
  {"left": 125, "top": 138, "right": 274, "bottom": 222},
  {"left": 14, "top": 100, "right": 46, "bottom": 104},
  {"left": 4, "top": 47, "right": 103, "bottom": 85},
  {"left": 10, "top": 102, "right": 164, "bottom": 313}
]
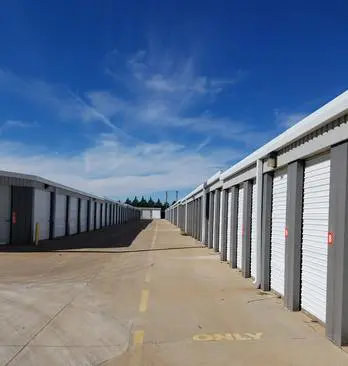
[
  {"left": 96, "top": 203, "right": 101, "bottom": 229},
  {"left": 54, "top": 194, "right": 67, "bottom": 237},
  {"left": 0, "top": 185, "right": 11, "bottom": 245},
  {"left": 226, "top": 190, "right": 232, "bottom": 262},
  {"left": 106, "top": 204, "right": 109, "bottom": 226},
  {"left": 237, "top": 187, "right": 244, "bottom": 269},
  {"left": 33, "top": 189, "right": 51, "bottom": 241},
  {"left": 80, "top": 200, "right": 88, "bottom": 232},
  {"left": 142, "top": 210, "right": 151, "bottom": 219},
  {"left": 152, "top": 210, "right": 161, "bottom": 219},
  {"left": 270, "top": 169, "right": 288, "bottom": 296},
  {"left": 250, "top": 182, "right": 257, "bottom": 278},
  {"left": 101, "top": 204, "right": 105, "bottom": 227},
  {"left": 218, "top": 192, "right": 224, "bottom": 252},
  {"left": 69, "top": 197, "right": 78, "bottom": 235},
  {"left": 89, "top": 202, "right": 95, "bottom": 231},
  {"left": 301, "top": 155, "right": 330, "bottom": 322}
]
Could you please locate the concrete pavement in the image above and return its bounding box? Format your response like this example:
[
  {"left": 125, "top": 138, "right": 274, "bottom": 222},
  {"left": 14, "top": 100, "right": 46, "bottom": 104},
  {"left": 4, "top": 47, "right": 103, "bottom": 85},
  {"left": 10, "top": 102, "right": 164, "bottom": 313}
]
[{"left": 0, "top": 220, "right": 347, "bottom": 365}]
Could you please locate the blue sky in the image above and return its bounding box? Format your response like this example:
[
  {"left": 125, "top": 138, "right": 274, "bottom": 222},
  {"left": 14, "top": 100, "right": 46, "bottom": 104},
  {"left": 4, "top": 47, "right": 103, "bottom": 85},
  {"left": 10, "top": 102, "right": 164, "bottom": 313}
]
[{"left": 0, "top": 0, "right": 347, "bottom": 202}]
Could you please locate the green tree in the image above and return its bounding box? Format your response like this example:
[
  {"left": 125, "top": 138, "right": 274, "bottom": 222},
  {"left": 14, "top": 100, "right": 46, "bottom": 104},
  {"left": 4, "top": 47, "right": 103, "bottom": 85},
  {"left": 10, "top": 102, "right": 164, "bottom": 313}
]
[
  {"left": 148, "top": 196, "right": 155, "bottom": 207},
  {"left": 155, "top": 198, "right": 162, "bottom": 208},
  {"left": 139, "top": 196, "right": 148, "bottom": 207},
  {"left": 125, "top": 198, "right": 132, "bottom": 205},
  {"left": 163, "top": 202, "right": 170, "bottom": 209},
  {"left": 132, "top": 196, "right": 139, "bottom": 207}
]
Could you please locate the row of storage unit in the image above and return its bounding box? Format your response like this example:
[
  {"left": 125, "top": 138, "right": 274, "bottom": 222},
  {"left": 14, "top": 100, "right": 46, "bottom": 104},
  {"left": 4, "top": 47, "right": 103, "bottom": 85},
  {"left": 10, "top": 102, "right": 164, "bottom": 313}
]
[
  {"left": 0, "top": 173, "right": 140, "bottom": 246},
  {"left": 166, "top": 90, "right": 348, "bottom": 347}
]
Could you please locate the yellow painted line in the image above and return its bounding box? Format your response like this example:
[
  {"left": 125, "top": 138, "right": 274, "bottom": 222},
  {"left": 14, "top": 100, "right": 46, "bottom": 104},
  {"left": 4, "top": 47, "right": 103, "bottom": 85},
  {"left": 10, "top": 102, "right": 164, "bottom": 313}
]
[
  {"left": 193, "top": 332, "right": 263, "bottom": 341},
  {"left": 139, "top": 289, "right": 149, "bottom": 312},
  {"left": 133, "top": 330, "right": 144, "bottom": 346}
]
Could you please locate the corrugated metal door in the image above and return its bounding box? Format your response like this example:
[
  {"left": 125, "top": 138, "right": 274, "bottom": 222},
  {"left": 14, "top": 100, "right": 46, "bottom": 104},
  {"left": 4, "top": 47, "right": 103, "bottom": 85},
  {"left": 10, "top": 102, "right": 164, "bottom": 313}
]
[
  {"left": 33, "top": 189, "right": 51, "bottom": 241},
  {"left": 95, "top": 203, "right": 101, "bottom": 229},
  {"left": 270, "top": 169, "right": 288, "bottom": 296},
  {"left": 152, "top": 210, "right": 161, "bottom": 219},
  {"left": 89, "top": 201, "right": 95, "bottom": 230},
  {"left": 105, "top": 204, "right": 109, "bottom": 226},
  {"left": 226, "top": 190, "right": 232, "bottom": 262},
  {"left": 55, "top": 194, "right": 67, "bottom": 237},
  {"left": 301, "top": 155, "right": 330, "bottom": 322},
  {"left": 250, "top": 182, "right": 257, "bottom": 278},
  {"left": 143, "top": 210, "right": 151, "bottom": 219},
  {"left": 80, "top": 200, "right": 88, "bottom": 232},
  {"left": 218, "top": 192, "right": 224, "bottom": 252},
  {"left": 237, "top": 187, "right": 244, "bottom": 269},
  {"left": 0, "top": 185, "right": 11, "bottom": 244},
  {"left": 101, "top": 204, "right": 105, "bottom": 227},
  {"left": 69, "top": 197, "right": 78, "bottom": 235}
]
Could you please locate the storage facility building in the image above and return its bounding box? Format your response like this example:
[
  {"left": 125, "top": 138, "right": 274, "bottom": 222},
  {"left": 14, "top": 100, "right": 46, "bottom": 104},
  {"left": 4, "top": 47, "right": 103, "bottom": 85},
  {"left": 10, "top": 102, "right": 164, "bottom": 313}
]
[
  {"left": 166, "top": 90, "right": 348, "bottom": 347},
  {"left": 0, "top": 171, "right": 140, "bottom": 246}
]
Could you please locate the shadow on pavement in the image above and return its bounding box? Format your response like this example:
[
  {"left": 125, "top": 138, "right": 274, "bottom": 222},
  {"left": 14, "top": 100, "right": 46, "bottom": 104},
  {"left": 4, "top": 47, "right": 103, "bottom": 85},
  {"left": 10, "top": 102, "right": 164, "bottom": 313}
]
[
  {"left": 49, "top": 245, "right": 204, "bottom": 254},
  {"left": 0, "top": 220, "right": 153, "bottom": 252}
]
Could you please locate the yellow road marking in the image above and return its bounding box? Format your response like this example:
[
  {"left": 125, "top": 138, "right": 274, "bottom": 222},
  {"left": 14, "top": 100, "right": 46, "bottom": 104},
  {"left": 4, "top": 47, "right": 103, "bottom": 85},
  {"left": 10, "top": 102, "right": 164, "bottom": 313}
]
[
  {"left": 133, "top": 330, "right": 144, "bottom": 346},
  {"left": 139, "top": 289, "right": 149, "bottom": 312},
  {"left": 193, "top": 332, "right": 263, "bottom": 341}
]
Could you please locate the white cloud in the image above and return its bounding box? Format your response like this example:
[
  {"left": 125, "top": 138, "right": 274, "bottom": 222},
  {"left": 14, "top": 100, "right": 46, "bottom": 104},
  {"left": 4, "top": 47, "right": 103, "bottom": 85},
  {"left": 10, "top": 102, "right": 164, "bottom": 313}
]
[
  {"left": 0, "top": 136, "right": 242, "bottom": 198},
  {"left": 0, "top": 50, "right": 263, "bottom": 198},
  {"left": 274, "top": 110, "right": 308, "bottom": 129},
  {"left": 0, "top": 120, "right": 38, "bottom": 134}
]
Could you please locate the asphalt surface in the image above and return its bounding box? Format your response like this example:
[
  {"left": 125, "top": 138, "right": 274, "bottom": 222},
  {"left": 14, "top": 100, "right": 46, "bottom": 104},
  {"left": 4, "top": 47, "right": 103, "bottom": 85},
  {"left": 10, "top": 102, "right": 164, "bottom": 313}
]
[{"left": 0, "top": 219, "right": 347, "bottom": 365}]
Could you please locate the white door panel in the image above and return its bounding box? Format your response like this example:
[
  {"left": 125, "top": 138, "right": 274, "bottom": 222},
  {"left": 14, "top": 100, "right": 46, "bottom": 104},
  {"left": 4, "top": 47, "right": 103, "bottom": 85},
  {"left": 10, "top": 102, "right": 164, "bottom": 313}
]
[
  {"left": 237, "top": 187, "right": 244, "bottom": 269},
  {"left": 250, "top": 182, "right": 257, "bottom": 278},
  {"left": 69, "top": 197, "right": 78, "bottom": 235},
  {"left": 33, "top": 189, "right": 51, "bottom": 241},
  {"left": 218, "top": 192, "right": 224, "bottom": 252},
  {"left": 80, "top": 200, "right": 88, "bottom": 232},
  {"left": 270, "top": 169, "right": 287, "bottom": 296},
  {"left": 55, "top": 194, "right": 67, "bottom": 237},
  {"left": 226, "top": 190, "right": 232, "bottom": 262},
  {"left": 301, "top": 155, "right": 330, "bottom": 323}
]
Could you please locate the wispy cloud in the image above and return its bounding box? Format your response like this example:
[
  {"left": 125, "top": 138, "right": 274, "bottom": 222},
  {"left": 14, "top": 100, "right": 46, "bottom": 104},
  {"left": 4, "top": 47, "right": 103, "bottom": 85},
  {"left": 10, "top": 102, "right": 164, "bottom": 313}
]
[
  {"left": 274, "top": 109, "right": 308, "bottom": 129},
  {"left": 0, "top": 136, "right": 242, "bottom": 198},
  {"left": 0, "top": 120, "right": 38, "bottom": 134},
  {"left": 0, "top": 48, "right": 262, "bottom": 198}
]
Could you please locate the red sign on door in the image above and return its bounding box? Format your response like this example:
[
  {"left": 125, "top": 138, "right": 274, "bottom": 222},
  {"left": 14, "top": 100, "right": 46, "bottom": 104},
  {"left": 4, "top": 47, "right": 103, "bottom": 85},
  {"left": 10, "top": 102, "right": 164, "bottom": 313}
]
[
  {"left": 328, "top": 232, "right": 334, "bottom": 246},
  {"left": 285, "top": 227, "right": 289, "bottom": 238},
  {"left": 12, "top": 212, "right": 17, "bottom": 224}
]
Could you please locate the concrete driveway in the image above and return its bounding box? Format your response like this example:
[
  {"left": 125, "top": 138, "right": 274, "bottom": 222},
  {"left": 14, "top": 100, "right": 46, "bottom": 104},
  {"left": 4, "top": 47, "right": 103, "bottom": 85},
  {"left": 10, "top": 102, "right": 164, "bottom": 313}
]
[{"left": 0, "top": 220, "right": 347, "bottom": 365}]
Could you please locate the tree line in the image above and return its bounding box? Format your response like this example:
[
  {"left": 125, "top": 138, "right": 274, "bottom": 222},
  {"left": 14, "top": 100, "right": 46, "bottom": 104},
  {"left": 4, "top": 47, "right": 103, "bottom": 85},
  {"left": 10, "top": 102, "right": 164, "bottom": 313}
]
[{"left": 125, "top": 196, "right": 176, "bottom": 209}]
